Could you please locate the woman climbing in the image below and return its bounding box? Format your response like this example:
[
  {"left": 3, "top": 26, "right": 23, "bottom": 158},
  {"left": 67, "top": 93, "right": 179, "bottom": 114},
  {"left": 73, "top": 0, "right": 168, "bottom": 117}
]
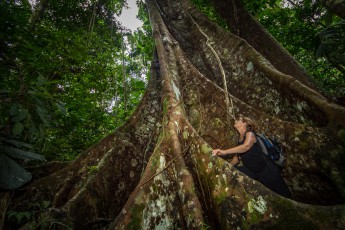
[{"left": 212, "top": 116, "right": 291, "bottom": 198}]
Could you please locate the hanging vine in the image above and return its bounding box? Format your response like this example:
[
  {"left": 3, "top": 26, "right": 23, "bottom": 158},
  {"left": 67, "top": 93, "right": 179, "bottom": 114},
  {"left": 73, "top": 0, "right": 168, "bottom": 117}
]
[
  {"left": 188, "top": 12, "right": 236, "bottom": 124},
  {"left": 121, "top": 31, "right": 128, "bottom": 112}
]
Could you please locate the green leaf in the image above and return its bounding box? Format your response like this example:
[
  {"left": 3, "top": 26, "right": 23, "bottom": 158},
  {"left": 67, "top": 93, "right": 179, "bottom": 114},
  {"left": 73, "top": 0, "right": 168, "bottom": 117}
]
[
  {"left": 14, "top": 109, "right": 28, "bottom": 122},
  {"left": 42, "top": 200, "right": 51, "bottom": 209},
  {"left": 304, "top": 0, "right": 312, "bottom": 8},
  {"left": 0, "top": 137, "right": 32, "bottom": 149},
  {"left": 39, "top": 125, "right": 45, "bottom": 141},
  {"left": 9, "top": 104, "right": 20, "bottom": 116},
  {"left": 55, "top": 101, "right": 67, "bottom": 115},
  {"left": 36, "top": 105, "right": 48, "bottom": 124},
  {"left": 323, "top": 11, "right": 333, "bottom": 26},
  {"left": 1, "top": 146, "right": 45, "bottom": 161},
  {"left": 0, "top": 154, "right": 32, "bottom": 190},
  {"left": 12, "top": 122, "right": 24, "bottom": 136},
  {"left": 37, "top": 74, "right": 46, "bottom": 86},
  {"left": 29, "top": 125, "right": 40, "bottom": 140},
  {"left": 6, "top": 211, "right": 32, "bottom": 224}
]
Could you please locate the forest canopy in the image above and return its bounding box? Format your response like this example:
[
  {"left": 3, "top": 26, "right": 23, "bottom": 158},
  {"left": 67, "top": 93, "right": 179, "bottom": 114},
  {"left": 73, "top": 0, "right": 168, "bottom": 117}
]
[{"left": 0, "top": 0, "right": 154, "bottom": 164}]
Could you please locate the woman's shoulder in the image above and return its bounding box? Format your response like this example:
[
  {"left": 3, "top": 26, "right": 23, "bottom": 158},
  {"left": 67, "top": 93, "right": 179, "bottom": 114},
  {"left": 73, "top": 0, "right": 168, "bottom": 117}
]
[
  {"left": 245, "top": 131, "right": 255, "bottom": 136},
  {"left": 244, "top": 131, "right": 257, "bottom": 142}
]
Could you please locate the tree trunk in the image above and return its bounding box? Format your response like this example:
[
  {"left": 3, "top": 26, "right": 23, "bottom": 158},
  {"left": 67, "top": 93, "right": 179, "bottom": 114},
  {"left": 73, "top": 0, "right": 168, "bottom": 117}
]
[
  {"left": 209, "top": 0, "right": 318, "bottom": 91},
  {"left": 3, "top": 0, "right": 345, "bottom": 229},
  {"left": 122, "top": 32, "right": 128, "bottom": 112},
  {"left": 29, "top": 0, "right": 49, "bottom": 28},
  {"left": 319, "top": 0, "right": 345, "bottom": 19}
]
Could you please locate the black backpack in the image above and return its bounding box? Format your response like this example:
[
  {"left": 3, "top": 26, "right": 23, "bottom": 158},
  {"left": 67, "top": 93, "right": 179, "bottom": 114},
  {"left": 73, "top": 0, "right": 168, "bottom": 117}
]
[{"left": 255, "top": 133, "right": 285, "bottom": 167}]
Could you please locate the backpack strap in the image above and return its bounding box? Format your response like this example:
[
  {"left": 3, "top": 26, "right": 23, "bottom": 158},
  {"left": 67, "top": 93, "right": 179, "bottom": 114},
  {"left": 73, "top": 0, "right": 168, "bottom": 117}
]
[{"left": 255, "top": 133, "right": 269, "bottom": 156}]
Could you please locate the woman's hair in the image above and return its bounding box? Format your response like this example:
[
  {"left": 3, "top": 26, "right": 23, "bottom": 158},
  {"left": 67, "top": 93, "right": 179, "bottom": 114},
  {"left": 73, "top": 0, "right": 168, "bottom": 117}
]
[{"left": 242, "top": 116, "right": 257, "bottom": 132}]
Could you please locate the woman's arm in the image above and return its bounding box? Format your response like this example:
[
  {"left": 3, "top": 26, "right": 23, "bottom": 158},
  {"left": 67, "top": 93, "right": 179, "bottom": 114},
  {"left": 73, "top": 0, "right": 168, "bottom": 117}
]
[{"left": 212, "top": 132, "right": 256, "bottom": 156}]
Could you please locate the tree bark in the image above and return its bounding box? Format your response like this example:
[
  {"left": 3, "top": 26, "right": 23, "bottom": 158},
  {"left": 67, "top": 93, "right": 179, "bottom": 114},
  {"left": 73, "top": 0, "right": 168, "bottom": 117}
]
[
  {"left": 209, "top": 0, "right": 318, "bottom": 91},
  {"left": 3, "top": 0, "right": 345, "bottom": 229},
  {"left": 319, "top": 0, "right": 345, "bottom": 19}
]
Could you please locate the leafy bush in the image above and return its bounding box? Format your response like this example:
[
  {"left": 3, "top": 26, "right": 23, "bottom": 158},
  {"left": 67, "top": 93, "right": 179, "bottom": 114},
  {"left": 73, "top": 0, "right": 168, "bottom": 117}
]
[{"left": 0, "top": 134, "right": 45, "bottom": 190}]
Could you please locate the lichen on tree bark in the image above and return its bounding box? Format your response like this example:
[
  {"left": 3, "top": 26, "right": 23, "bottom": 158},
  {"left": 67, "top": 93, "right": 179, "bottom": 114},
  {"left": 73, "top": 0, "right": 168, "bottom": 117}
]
[{"left": 3, "top": 0, "right": 345, "bottom": 229}]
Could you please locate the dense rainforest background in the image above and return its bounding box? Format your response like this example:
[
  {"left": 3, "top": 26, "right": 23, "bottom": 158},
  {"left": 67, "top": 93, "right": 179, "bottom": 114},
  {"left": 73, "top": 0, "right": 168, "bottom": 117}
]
[
  {"left": 0, "top": 0, "right": 154, "bottom": 164},
  {"left": 1, "top": 0, "right": 345, "bottom": 229}
]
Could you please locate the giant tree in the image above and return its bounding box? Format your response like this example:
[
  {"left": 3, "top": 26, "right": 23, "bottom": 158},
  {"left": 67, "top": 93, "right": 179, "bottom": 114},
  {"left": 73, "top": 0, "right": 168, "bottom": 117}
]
[{"left": 2, "top": 0, "right": 345, "bottom": 229}]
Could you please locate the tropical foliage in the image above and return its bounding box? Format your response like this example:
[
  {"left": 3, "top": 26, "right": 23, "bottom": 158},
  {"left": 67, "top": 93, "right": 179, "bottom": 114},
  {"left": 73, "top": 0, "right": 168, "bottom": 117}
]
[
  {"left": 0, "top": 0, "right": 153, "bottom": 189},
  {"left": 243, "top": 0, "right": 345, "bottom": 98}
]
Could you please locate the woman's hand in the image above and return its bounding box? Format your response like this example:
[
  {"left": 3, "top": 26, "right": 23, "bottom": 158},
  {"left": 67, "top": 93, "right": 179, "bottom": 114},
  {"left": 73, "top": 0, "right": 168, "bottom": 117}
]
[{"left": 212, "top": 149, "right": 223, "bottom": 156}]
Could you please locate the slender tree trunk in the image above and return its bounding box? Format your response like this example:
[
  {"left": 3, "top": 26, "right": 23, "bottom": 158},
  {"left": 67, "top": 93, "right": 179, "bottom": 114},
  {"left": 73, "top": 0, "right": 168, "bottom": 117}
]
[
  {"left": 29, "top": 0, "right": 48, "bottom": 27},
  {"left": 3, "top": 0, "right": 345, "bottom": 229},
  {"left": 122, "top": 33, "right": 127, "bottom": 112},
  {"left": 88, "top": 1, "right": 97, "bottom": 33}
]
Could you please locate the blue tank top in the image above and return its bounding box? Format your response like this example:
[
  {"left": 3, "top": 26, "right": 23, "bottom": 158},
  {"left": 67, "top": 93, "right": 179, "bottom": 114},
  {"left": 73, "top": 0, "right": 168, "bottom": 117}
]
[{"left": 238, "top": 131, "right": 267, "bottom": 172}]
